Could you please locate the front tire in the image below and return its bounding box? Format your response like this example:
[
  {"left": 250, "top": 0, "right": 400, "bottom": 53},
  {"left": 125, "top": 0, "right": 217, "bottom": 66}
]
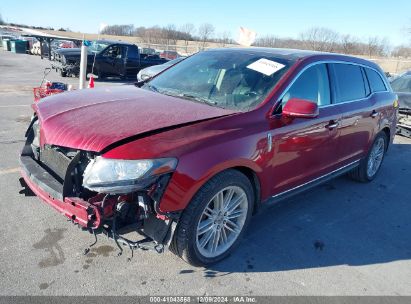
[
  {"left": 170, "top": 170, "right": 254, "bottom": 266},
  {"left": 349, "top": 131, "right": 387, "bottom": 182}
]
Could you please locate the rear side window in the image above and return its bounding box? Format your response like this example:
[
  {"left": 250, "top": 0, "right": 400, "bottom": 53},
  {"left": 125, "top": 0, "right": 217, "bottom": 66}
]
[
  {"left": 365, "top": 68, "right": 386, "bottom": 92},
  {"left": 126, "top": 46, "right": 139, "bottom": 59},
  {"left": 282, "top": 64, "right": 331, "bottom": 106},
  {"left": 331, "top": 63, "right": 366, "bottom": 103}
]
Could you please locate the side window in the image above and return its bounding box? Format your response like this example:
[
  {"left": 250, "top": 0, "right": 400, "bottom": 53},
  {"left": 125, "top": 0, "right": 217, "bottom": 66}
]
[
  {"left": 127, "top": 46, "right": 139, "bottom": 59},
  {"left": 103, "top": 46, "right": 121, "bottom": 58},
  {"left": 365, "top": 68, "right": 387, "bottom": 92},
  {"left": 282, "top": 64, "right": 330, "bottom": 106},
  {"left": 331, "top": 63, "right": 366, "bottom": 102}
]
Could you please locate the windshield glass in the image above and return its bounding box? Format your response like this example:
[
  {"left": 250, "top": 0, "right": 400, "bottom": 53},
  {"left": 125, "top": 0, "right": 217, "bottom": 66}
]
[
  {"left": 391, "top": 75, "right": 411, "bottom": 93},
  {"left": 143, "top": 50, "right": 292, "bottom": 111},
  {"left": 89, "top": 41, "right": 111, "bottom": 53}
]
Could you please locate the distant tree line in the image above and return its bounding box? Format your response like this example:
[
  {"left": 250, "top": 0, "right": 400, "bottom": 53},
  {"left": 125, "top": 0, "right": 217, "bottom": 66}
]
[
  {"left": 101, "top": 24, "right": 411, "bottom": 58},
  {"left": 2, "top": 14, "right": 411, "bottom": 58},
  {"left": 101, "top": 23, "right": 235, "bottom": 49},
  {"left": 254, "top": 27, "right": 393, "bottom": 57}
]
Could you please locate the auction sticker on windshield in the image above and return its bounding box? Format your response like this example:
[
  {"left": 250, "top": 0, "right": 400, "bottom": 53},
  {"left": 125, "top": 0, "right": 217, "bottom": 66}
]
[{"left": 247, "top": 58, "right": 285, "bottom": 76}]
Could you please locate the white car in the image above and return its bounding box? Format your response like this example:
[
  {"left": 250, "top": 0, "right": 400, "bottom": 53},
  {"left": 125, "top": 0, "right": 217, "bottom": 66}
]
[{"left": 137, "top": 57, "right": 185, "bottom": 82}]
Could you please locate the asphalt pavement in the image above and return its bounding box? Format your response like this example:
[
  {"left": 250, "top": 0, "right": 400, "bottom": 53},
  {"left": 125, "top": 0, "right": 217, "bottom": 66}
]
[{"left": 0, "top": 49, "right": 410, "bottom": 296}]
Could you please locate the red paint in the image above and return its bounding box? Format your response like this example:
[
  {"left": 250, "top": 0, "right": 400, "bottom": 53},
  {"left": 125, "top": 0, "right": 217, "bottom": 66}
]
[
  {"left": 33, "top": 85, "right": 235, "bottom": 151},
  {"left": 26, "top": 50, "right": 398, "bottom": 216},
  {"left": 282, "top": 98, "right": 319, "bottom": 118}
]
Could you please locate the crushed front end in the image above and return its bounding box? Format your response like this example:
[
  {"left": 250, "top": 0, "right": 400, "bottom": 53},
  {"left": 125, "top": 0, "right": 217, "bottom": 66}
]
[
  {"left": 20, "top": 116, "right": 180, "bottom": 257},
  {"left": 51, "top": 52, "right": 80, "bottom": 77}
]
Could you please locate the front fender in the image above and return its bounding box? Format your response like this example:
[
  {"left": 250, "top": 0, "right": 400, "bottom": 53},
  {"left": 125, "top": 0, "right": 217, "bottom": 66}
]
[{"left": 159, "top": 142, "right": 269, "bottom": 213}]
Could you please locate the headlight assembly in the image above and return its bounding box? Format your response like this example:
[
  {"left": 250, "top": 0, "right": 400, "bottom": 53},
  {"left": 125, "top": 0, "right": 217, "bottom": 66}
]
[{"left": 82, "top": 157, "right": 178, "bottom": 194}]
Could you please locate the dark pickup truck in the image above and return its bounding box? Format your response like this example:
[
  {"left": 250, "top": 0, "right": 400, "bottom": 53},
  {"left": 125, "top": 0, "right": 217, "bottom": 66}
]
[{"left": 51, "top": 40, "right": 168, "bottom": 79}]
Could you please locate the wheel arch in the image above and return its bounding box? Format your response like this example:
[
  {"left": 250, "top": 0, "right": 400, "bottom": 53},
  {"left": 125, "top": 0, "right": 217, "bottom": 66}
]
[
  {"left": 231, "top": 166, "right": 262, "bottom": 214},
  {"left": 381, "top": 126, "right": 391, "bottom": 151},
  {"left": 161, "top": 159, "right": 265, "bottom": 214}
]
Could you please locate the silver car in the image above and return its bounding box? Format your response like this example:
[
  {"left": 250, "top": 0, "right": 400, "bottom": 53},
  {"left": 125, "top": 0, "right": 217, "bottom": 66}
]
[{"left": 137, "top": 57, "right": 186, "bottom": 82}]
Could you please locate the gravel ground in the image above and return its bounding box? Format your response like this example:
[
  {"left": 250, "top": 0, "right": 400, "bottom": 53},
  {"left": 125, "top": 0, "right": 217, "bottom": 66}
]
[{"left": 0, "top": 49, "right": 410, "bottom": 296}]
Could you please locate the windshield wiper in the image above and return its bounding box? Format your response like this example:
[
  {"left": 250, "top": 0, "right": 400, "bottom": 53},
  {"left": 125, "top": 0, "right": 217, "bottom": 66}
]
[{"left": 178, "top": 93, "right": 219, "bottom": 107}]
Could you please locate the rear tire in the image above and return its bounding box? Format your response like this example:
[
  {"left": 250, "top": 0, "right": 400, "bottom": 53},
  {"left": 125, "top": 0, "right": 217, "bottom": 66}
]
[
  {"left": 349, "top": 131, "right": 387, "bottom": 182},
  {"left": 170, "top": 170, "right": 254, "bottom": 266}
]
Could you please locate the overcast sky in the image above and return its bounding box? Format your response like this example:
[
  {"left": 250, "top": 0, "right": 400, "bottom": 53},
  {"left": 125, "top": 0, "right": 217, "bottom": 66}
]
[{"left": 1, "top": 0, "right": 410, "bottom": 46}]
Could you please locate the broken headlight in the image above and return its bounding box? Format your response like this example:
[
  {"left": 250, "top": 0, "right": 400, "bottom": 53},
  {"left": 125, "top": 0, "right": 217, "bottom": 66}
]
[{"left": 82, "top": 157, "right": 177, "bottom": 194}]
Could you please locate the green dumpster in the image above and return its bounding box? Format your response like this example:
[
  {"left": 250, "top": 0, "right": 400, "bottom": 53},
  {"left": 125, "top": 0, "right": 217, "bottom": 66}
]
[
  {"left": 2, "top": 39, "right": 11, "bottom": 51},
  {"left": 10, "top": 40, "right": 28, "bottom": 54}
]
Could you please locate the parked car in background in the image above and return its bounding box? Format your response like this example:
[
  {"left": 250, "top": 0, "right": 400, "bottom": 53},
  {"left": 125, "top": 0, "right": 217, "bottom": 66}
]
[
  {"left": 140, "top": 47, "right": 157, "bottom": 55},
  {"left": 137, "top": 57, "right": 186, "bottom": 81},
  {"left": 160, "top": 50, "right": 180, "bottom": 60},
  {"left": 20, "top": 48, "right": 397, "bottom": 266},
  {"left": 58, "top": 40, "right": 76, "bottom": 49},
  {"left": 390, "top": 71, "right": 411, "bottom": 137},
  {"left": 52, "top": 40, "right": 168, "bottom": 78}
]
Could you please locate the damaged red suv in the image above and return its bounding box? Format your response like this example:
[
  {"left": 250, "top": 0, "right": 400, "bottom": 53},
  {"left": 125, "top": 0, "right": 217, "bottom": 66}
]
[{"left": 20, "top": 48, "right": 397, "bottom": 266}]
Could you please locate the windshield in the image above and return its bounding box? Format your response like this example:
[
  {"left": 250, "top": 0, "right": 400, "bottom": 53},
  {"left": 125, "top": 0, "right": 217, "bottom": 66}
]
[
  {"left": 143, "top": 50, "right": 292, "bottom": 111},
  {"left": 391, "top": 74, "right": 411, "bottom": 93},
  {"left": 89, "top": 41, "right": 111, "bottom": 53},
  {"left": 165, "top": 57, "right": 185, "bottom": 65}
]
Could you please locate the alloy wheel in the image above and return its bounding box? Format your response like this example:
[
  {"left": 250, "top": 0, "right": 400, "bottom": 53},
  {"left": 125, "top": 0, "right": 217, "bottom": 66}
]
[
  {"left": 367, "top": 137, "right": 385, "bottom": 178},
  {"left": 195, "top": 186, "right": 248, "bottom": 258}
]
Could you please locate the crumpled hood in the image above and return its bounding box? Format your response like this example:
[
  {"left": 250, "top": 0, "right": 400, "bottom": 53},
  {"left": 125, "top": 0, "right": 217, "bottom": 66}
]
[{"left": 34, "top": 85, "right": 236, "bottom": 152}]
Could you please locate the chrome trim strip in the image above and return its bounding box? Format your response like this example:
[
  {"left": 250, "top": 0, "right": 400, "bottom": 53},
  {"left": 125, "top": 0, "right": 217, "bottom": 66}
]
[
  {"left": 271, "top": 159, "right": 360, "bottom": 199},
  {"left": 267, "top": 133, "right": 272, "bottom": 152}
]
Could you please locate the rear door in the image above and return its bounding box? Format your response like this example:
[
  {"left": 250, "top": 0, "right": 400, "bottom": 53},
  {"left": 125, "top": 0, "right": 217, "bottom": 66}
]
[
  {"left": 329, "top": 63, "right": 379, "bottom": 164},
  {"left": 123, "top": 45, "right": 140, "bottom": 77},
  {"left": 270, "top": 63, "right": 344, "bottom": 194},
  {"left": 113, "top": 45, "right": 127, "bottom": 77}
]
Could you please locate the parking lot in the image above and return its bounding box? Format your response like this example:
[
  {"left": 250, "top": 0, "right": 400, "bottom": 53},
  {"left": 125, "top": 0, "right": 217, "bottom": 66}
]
[{"left": 0, "top": 50, "right": 410, "bottom": 296}]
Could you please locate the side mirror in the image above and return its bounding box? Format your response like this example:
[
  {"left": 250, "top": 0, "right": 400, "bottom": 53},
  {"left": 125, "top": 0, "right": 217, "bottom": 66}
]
[{"left": 282, "top": 98, "right": 319, "bottom": 118}]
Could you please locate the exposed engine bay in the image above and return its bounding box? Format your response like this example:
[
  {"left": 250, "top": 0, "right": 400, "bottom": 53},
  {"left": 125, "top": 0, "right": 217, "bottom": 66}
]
[{"left": 20, "top": 117, "right": 179, "bottom": 259}]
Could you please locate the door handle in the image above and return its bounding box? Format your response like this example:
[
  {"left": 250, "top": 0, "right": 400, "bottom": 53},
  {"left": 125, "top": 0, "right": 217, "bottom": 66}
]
[
  {"left": 326, "top": 120, "right": 339, "bottom": 130},
  {"left": 371, "top": 110, "right": 379, "bottom": 118}
]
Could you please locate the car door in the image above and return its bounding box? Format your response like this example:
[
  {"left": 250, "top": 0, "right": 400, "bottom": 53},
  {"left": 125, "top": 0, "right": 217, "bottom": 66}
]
[
  {"left": 123, "top": 45, "right": 140, "bottom": 77},
  {"left": 112, "top": 45, "right": 127, "bottom": 77},
  {"left": 98, "top": 45, "right": 119, "bottom": 76},
  {"left": 328, "top": 63, "right": 378, "bottom": 164},
  {"left": 270, "top": 63, "right": 344, "bottom": 195}
]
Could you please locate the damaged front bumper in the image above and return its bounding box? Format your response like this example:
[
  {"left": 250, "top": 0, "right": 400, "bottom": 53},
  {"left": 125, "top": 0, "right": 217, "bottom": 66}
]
[
  {"left": 51, "top": 60, "right": 80, "bottom": 76},
  {"left": 19, "top": 124, "right": 180, "bottom": 256},
  {"left": 20, "top": 156, "right": 103, "bottom": 228}
]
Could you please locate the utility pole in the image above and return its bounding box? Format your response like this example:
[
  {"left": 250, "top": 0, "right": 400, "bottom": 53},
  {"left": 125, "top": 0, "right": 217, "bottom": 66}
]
[{"left": 79, "top": 36, "right": 88, "bottom": 89}]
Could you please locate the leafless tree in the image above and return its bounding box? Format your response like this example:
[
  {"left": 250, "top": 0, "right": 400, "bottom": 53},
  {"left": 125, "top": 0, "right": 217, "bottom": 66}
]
[
  {"left": 392, "top": 45, "right": 411, "bottom": 58},
  {"left": 254, "top": 35, "right": 279, "bottom": 48},
  {"left": 300, "top": 27, "right": 339, "bottom": 52},
  {"left": 180, "top": 23, "right": 195, "bottom": 51},
  {"left": 340, "top": 34, "right": 361, "bottom": 54},
  {"left": 101, "top": 24, "right": 134, "bottom": 36},
  {"left": 164, "top": 24, "right": 178, "bottom": 47},
  {"left": 198, "top": 23, "right": 215, "bottom": 48},
  {"left": 217, "top": 31, "right": 232, "bottom": 47},
  {"left": 367, "top": 36, "right": 389, "bottom": 57}
]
